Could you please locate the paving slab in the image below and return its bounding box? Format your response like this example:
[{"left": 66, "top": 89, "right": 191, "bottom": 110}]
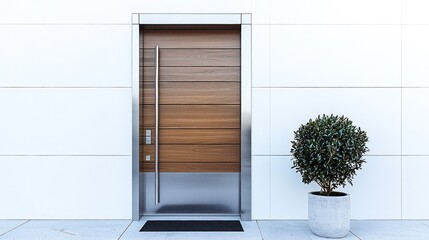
[
  {"left": 0, "top": 220, "right": 29, "bottom": 236},
  {"left": 120, "top": 218, "right": 261, "bottom": 240},
  {"left": 257, "top": 221, "right": 359, "bottom": 240},
  {"left": 1, "top": 219, "right": 429, "bottom": 240},
  {"left": 0, "top": 220, "right": 131, "bottom": 240},
  {"left": 351, "top": 220, "right": 429, "bottom": 240}
]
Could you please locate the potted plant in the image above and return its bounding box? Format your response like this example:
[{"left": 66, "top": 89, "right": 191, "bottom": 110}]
[{"left": 291, "top": 114, "right": 369, "bottom": 238}]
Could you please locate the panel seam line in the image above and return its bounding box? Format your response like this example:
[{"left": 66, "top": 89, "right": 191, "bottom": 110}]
[
  {"left": 117, "top": 221, "right": 133, "bottom": 240},
  {"left": 0, "top": 220, "right": 30, "bottom": 237}
]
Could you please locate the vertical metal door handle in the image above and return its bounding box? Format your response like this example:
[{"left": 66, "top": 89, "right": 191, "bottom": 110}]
[{"left": 155, "top": 45, "right": 160, "bottom": 205}]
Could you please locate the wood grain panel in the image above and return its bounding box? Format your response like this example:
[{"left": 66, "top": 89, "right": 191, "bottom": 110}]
[
  {"left": 141, "top": 105, "right": 240, "bottom": 128},
  {"left": 139, "top": 129, "right": 240, "bottom": 144},
  {"left": 142, "top": 82, "right": 240, "bottom": 105},
  {"left": 141, "top": 67, "right": 240, "bottom": 82},
  {"left": 139, "top": 27, "right": 241, "bottom": 173},
  {"left": 161, "top": 129, "right": 240, "bottom": 144},
  {"left": 161, "top": 105, "right": 240, "bottom": 128},
  {"left": 142, "top": 30, "right": 240, "bottom": 49},
  {"left": 142, "top": 105, "right": 155, "bottom": 127},
  {"left": 142, "top": 49, "right": 240, "bottom": 67},
  {"left": 141, "top": 82, "right": 154, "bottom": 105},
  {"left": 141, "top": 145, "right": 239, "bottom": 163},
  {"left": 139, "top": 147, "right": 150, "bottom": 161},
  {"left": 141, "top": 163, "right": 240, "bottom": 172}
]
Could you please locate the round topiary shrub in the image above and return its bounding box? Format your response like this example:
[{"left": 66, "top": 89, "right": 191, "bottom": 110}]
[{"left": 291, "top": 114, "right": 369, "bottom": 196}]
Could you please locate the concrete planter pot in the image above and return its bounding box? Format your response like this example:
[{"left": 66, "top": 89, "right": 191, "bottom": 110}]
[{"left": 308, "top": 191, "right": 350, "bottom": 238}]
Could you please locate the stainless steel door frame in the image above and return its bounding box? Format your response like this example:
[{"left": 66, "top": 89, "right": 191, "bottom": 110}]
[{"left": 131, "top": 13, "right": 252, "bottom": 221}]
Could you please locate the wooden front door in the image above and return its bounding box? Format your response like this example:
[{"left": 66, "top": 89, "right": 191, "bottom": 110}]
[{"left": 140, "top": 25, "right": 241, "bottom": 215}]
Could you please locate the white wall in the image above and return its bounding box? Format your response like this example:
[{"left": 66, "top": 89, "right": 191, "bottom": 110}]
[
  {"left": 0, "top": 1, "right": 133, "bottom": 219},
  {"left": 251, "top": 0, "right": 429, "bottom": 220},
  {"left": 1, "top": 0, "right": 429, "bottom": 220}
]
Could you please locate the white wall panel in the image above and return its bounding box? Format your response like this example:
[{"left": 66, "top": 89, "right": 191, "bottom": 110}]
[
  {"left": 403, "top": 26, "right": 429, "bottom": 87},
  {"left": 0, "top": 88, "right": 131, "bottom": 155},
  {"left": 403, "top": 0, "right": 429, "bottom": 24},
  {"left": 403, "top": 156, "right": 429, "bottom": 219},
  {"left": 0, "top": 0, "right": 131, "bottom": 24},
  {"left": 403, "top": 89, "right": 429, "bottom": 155},
  {"left": 252, "top": 26, "right": 270, "bottom": 87},
  {"left": 0, "top": 156, "right": 131, "bottom": 219},
  {"left": 132, "top": 0, "right": 250, "bottom": 14},
  {"left": 270, "top": 156, "right": 401, "bottom": 220},
  {"left": 252, "top": 0, "right": 270, "bottom": 24},
  {"left": 0, "top": 25, "right": 131, "bottom": 87},
  {"left": 344, "top": 157, "right": 401, "bottom": 219},
  {"left": 270, "top": 88, "right": 401, "bottom": 156},
  {"left": 270, "top": 26, "right": 401, "bottom": 87},
  {"left": 252, "top": 88, "right": 270, "bottom": 155},
  {"left": 270, "top": 156, "right": 318, "bottom": 219},
  {"left": 270, "top": 0, "right": 401, "bottom": 24},
  {"left": 251, "top": 156, "right": 270, "bottom": 219}
]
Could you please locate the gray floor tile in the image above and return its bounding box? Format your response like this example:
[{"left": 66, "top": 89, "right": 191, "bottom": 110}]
[
  {"left": 351, "top": 220, "right": 429, "bottom": 240},
  {"left": 2, "top": 219, "right": 429, "bottom": 240},
  {"left": 0, "top": 220, "right": 29, "bottom": 236},
  {"left": 119, "top": 220, "right": 166, "bottom": 240},
  {"left": 0, "top": 220, "right": 131, "bottom": 240},
  {"left": 308, "top": 232, "right": 358, "bottom": 240},
  {"left": 258, "top": 221, "right": 358, "bottom": 240},
  {"left": 163, "top": 221, "right": 261, "bottom": 240},
  {"left": 257, "top": 221, "right": 312, "bottom": 240},
  {"left": 258, "top": 220, "right": 308, "bottom": 230},
  {"left": 120, "top": 219, "right": 261, "bottom": 240}
]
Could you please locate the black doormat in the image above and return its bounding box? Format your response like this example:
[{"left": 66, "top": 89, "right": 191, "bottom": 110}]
[{"left": 140, "top": 220, "right": 244, "bottom": 232}]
